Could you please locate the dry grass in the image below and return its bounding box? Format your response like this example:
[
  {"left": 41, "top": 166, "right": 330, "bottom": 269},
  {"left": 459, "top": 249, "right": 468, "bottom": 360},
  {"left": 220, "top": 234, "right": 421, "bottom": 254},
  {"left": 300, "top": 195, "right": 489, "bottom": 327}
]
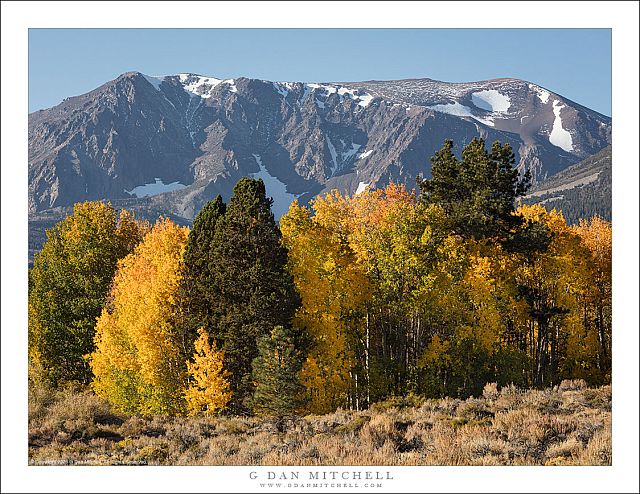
[{"left": 28, "top": 380, "right": 611, "bottom": 466}]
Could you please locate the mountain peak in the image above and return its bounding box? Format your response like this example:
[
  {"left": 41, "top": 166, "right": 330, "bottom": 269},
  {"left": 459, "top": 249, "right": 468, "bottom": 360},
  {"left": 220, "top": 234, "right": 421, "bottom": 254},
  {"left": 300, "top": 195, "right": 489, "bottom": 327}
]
[
  {"left": 28, "top": 70, "right": 611, "bottom": 229},
  {"left": 118, "top": 71, "right": 146, "bottom": 80},
  {"left": 135, "top": 72, "right": 238, "bottom": 98}
]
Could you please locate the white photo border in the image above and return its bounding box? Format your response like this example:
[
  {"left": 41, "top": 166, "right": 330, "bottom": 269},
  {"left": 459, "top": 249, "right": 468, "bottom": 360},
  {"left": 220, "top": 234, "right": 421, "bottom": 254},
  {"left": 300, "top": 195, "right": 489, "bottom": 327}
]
[{"left": 2, "top": 2, "right": 638, "bottom": 493}]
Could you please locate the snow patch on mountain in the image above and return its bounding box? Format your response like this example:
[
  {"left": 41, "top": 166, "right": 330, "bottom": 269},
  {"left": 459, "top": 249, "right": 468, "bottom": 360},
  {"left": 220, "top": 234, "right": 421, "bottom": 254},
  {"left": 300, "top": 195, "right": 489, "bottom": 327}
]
[
  {"left": 471, "top": 90, "right": 511, "bottom": 112},
  {"left": 251, "top": 154, "right": 301, "bottom": 219},
  {"left": 358, "top": 150, "right": 373, "bottom": 160},
  {"left": 356, "top": 93, "right": 374, "bottom": 107},
  {"left": 273, "top": 82, "right": 297, "bottom": 99},
  {"left": 178, "top": 74, "right": 223, "bottom": 98},
  {"left": 428, "top": 101, "right": 494, "bottom": 127},
  {"left": 308, "top": 83, "right": 337, "bottom": 95},
  {"left": 226, "top": 80, "right": 238, "bottom": 93},
  {"left": 355, "top": 181, "right": 370, "bottom": 195},
  {"left": 529, "top": 84, "right": 551, "bottom": 104},
  {"left": 301, "top": 85, "right": 313, "bottom": 103},
  {"left": 273, "top": 82, "right": 289, "bottom": 99},
  {"left": 337, "top": 86, "right": 374, "bottom": 107},
  {"left": 125, "top": 178, "right": 187, "bottom": 198},
  {"left": 176, "top": 74, "right": 239, "bottom": 98},
  {"left": 307, "top": 83, "right": 373, "bottom": 107},
  {"left": 549, "top": 100, "right": 574, "bottom": 152}
]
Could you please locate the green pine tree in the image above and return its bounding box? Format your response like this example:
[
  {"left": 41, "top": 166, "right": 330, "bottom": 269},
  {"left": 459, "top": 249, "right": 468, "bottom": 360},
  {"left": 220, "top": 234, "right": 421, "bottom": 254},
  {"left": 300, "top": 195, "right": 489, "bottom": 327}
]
[
  {"left": 180, "top": 178, "right": 301, "bottom": 413},
  {"left": 419, "top": 138, "right": 532, "bottom": 243},
  {"left": 248, "top": 326, "right": 307, "bottom": 418},
  {"left": 178, "top": 195, "right": 227, "bottom": 356}
]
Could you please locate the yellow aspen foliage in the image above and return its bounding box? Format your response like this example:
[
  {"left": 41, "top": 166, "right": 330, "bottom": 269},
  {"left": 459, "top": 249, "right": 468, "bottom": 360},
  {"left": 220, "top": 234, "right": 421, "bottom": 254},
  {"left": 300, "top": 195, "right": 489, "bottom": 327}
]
[
  {"left": 419, "top": 334, "right": 451, "bottom": 368},
  {"left": 90, "top": 218, "right": 190, "bottom": 415},
  {"left": 281, "top": 200, "right": 370, "bottom": 413},
  {"left": 346, "top": 183, "right": 422, "bottom": 283},
  {"left": 574, "top": 216, "right": 611, "bottom": 274},
  {"left": 464, "top": 252, "right": 503, "bottom": 351},
  {"left": 280, "top": 183, "right": 611, "bottom": 406},
  {"left": 510, "top": 204, "right": 600, "bottom": 386},
  {"left": 309, "top": 190, "right": 353, "bottom": 239},
  {"left": 570, "top": 216, "right": 612, "bottom": 381},
  {"left": 185, "top": 328, "right": 232, "bottom": 415}
]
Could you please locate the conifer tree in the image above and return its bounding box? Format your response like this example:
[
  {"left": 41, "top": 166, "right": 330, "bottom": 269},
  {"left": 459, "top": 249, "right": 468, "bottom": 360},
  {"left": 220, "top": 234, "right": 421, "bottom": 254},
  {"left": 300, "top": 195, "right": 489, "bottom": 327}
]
[
  {"left": 179, "top": 195, "right": 227, "bottom": 353},
  {"left": 182, "top": 178, "right": 301, "bottom": 412},
  {"left": 248, "top": 326, "right": 307, "bottom": 418},
  {"left": 418, "top": 138, "right": 532, "bottom": 244}
]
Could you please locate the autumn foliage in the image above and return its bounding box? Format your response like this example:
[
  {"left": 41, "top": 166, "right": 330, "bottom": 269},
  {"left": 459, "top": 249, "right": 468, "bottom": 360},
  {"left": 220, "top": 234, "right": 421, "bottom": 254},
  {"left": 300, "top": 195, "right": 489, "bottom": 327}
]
[
  {"left": 90, "top": 218, "right": 190, "bottom": 415},
  {"left": 29, "top": 139, "right": 612, "bottom": 418},
  {"left": 281, "top": 183, "right": 611, "bottom": 407},
  {"left": 185, "top": 328, "right": 232, "bottom": 416},
  {"left": 29, "top": 201, "right": 147, "bottom": 386}
]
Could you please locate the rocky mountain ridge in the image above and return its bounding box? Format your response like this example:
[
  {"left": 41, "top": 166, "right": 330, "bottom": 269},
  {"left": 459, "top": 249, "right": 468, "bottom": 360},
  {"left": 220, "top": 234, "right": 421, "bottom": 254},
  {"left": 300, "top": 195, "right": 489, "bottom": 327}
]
[
  {"left": 28, "top": 71, "right": 611, "bottom": 263},
  {"left": 29, "top": 71, "right": 611, "bottom": 221}
]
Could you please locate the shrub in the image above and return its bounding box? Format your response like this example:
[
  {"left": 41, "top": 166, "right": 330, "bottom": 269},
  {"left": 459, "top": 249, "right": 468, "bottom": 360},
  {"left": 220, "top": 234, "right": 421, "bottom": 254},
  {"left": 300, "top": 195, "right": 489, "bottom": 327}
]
[
  {"left": 33, "top": 388, "right": 114, "bottom": 440},
  {"left": 482, "top": 382, "right": 499, "bottom": 400},
  {"left": 28, "top": 383, "right": 611, "bottom": 466},
  {"left": 545, "top": 437, "right": 582, "bottom": 460},
  {"left": 558, "top": 379, "right": 588, "bottom": 392},
  {"left": 360, "top": 414, "right": 397, "bottom": 448},
  {"left": 494, "top": 384, "right": 522, "bottom": 412},
  {"left": 135, "top": 444, "right": 169, "bottom": 464},
  {"left": 456, "top": 398, "right": 493, "bottom": 420},
  {"left": 28, "top": 379, "right": 57, "bottom": 424},
  {"left": 581, "top": 386, "right": 611, "bottom": 410},
  {"left": 521, "top": 388, "right": 563, "bottom": 413},
  {"left": 333, "top": 415, "right": 371, "bottom": 434},
  {"left": 450, "top": 417, "right": 469, "bottom": 429},
  {"left": 577, "top": 428, "right": 611, "bottom": 465},
  {"left": 165, "top": 423, "right": 201, "bottom": 452}
]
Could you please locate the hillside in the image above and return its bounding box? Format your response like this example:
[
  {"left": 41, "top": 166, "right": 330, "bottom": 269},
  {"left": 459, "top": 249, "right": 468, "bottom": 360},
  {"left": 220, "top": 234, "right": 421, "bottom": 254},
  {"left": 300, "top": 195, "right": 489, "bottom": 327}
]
[{"left": 521, "top": 146, "right": 611, "bottom": 224}]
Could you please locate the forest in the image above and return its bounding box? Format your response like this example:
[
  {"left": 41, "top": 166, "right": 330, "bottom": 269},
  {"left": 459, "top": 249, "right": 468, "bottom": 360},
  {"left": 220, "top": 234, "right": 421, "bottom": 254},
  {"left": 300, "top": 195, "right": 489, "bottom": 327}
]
[{"left": 28, "top": 138, "right": 612, "bottom": 419}]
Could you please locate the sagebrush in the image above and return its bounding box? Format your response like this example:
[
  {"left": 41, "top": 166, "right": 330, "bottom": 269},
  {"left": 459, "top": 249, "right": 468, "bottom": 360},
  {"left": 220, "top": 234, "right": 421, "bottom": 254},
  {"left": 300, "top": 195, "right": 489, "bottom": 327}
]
[{"left": 29, "top": 381, "right": 611, "bottom": 466}]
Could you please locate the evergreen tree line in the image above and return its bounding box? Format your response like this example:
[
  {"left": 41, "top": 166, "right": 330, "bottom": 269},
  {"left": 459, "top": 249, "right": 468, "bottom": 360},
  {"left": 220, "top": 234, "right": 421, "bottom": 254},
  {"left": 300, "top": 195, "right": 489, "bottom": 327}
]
[
  {"left": 521, "top": 163, "right": 612, "bottom": 225},
  {"left": 28, "top": 138, "right": 612, "bottom": 416}
]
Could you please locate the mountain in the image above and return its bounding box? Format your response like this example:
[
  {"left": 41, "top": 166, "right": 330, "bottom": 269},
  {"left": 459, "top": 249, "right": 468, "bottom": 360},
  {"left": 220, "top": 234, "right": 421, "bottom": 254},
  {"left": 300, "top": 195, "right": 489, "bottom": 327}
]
[
  {"left": 28, "top": 71, "right": 611, "bottom": 261},
  {"left": 521, "top": 145, "right": 611, "bottom": 224}
]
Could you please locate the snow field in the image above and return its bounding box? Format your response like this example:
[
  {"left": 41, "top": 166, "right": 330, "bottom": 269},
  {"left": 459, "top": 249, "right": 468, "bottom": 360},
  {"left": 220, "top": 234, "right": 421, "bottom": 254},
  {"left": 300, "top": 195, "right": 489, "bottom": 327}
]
[{"left": 125, "top": 178, "right": 187, "bottom": 198}]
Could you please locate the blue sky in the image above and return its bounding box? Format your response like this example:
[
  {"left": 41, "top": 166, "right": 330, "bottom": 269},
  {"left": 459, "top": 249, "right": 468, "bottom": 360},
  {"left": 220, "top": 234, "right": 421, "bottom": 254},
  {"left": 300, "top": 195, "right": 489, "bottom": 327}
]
[{"left": 29, "top": 28, "right": 611, "bottom": 115}]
